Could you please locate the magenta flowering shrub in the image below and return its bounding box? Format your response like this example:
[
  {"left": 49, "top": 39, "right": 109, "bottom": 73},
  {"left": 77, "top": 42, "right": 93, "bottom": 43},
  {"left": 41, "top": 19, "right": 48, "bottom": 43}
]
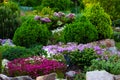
[{"left": 7, "top": 56, "right": 66, "bottom": 78}]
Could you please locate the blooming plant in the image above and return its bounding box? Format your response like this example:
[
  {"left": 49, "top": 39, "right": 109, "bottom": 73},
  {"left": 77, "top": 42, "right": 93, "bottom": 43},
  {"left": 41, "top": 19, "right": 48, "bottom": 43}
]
[
  {"left": 7, "top": 56, "right": 66, "bottom": 78},
  {"left": 43, "top": 41, "right": 118, "bottom": 61},
  {"left": 34, "top": 12, "right": 75, "bottom": 30}
]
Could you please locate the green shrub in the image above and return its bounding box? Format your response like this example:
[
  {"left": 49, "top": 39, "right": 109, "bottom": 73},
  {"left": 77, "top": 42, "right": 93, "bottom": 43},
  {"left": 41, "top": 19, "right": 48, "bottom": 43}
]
[
  {"left": 0, "top": 53, "right": 1, "bottom": 73},
  {"left": 13, "top": 16, "right": 51, "bottom": 47},
  {"left": 83, "top": 0, "right": 120, "bottom": 20},
  {"left": 113, "top": 31, "right": 120, "bottom": 42},
  {"left": 29, "top": 45, "right": 47, "bottom": 57},
  {"left": 71, "top": 0, "right": 85, "bottom": 13},
  {"left": 41, "top": 0, "right": 71, "bottom": 11},
  {"left": 62, "top": 16, "right": 98, "bottom": 43},
  {"left": 11, "top": 0, "right": 42, "bottom": 7},
  {"left": 112, "top": 19, "right": 120, "bottom": 27},
  {"left": 83, "top": 3, "right": 113, "bottom": 40},
  {"left": 20, "top": 15, "right": 34, "bottom": 24},
  {"left": 69, "top": 48, "right": 97, "bottom": 69},
  {"left": 88, "top": 54, "right": 120, "bottom": 75},
  {"left": 0, "top": 2, "right": 20, "bottom": 39},
  {"left": 2, "top": 46, "right": 33, "bottom": 61},
  {"left": 74, "top": 73, "right": 86, "bottom": 80}
]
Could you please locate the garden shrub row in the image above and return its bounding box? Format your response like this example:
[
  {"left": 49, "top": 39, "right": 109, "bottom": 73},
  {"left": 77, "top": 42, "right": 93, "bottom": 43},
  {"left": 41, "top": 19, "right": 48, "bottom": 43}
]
[{"left": 12, "top": 3, "right": 113, "bottom": 47}]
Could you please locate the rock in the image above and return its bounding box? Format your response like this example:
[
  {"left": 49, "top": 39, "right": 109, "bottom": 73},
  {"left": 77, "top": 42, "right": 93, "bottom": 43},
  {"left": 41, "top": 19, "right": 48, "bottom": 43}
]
[
  {"left": 114, "top": 75, "right": 120, "bottom": 80},
  {"left": 12, "top": 76, "right": 33, "bottom": 80},
  {"left": 36, "top": 73, "right": 57, "bottom": 80},
  {"left": 65, "top": 71, "right": 76, "bottom": 77},
  {"left": 86, "top": 70, "right": 114, "bottom": 80},
  {"left": 2, "top": 59, "right": 9, "bottom": 67},
  {"left": 0, "top": 74, "right": 10, "bottom": 80}
]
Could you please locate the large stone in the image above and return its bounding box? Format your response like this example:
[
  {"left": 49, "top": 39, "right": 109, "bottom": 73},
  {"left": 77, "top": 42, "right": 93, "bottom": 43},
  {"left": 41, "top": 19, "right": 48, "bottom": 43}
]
[
  {"left": 86, "top": 70, "right": 114, "bottom": 80},
  {"left": 0, "top": 74, "right": 10, "bottom": 80},
  {"left": 36, "top": 73, "right": 57, "bottom": 80},
  {"left": 114, "top": 75, "right": 120, "bottom": 80},
  {"left": 12, "top": 76, "right": 33, "bottom": 80}
]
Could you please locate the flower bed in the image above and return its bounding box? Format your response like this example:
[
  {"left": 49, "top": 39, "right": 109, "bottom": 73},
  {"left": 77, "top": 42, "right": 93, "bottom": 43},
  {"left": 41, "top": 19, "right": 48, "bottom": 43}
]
[{"left": 7, "top": 56, "right": 66, "bottom": 78}]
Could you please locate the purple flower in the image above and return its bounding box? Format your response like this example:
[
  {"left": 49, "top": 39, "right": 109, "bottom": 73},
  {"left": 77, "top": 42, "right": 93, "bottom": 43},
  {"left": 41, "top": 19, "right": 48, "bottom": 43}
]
[
  {"left": 53, "top": 12, "right": 65, "bottom": 18},
  {"left": 54, "top": 12, "right": 60, "bottom": 17},
  {"left": 40, "top": 17, "right": 51, "bottom": 23},
  {"left": 66, "top": 13, "right": 75, "bottom": 19},
  {"left": 34, "top": 15, "right": 41, "bottom": 20}
]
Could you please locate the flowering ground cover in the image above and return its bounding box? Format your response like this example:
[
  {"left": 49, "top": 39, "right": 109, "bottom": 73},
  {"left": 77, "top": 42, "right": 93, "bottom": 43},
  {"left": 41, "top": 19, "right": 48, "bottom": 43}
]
[{"left": 7, "top": 56, "right": 66, "bottom": 78}]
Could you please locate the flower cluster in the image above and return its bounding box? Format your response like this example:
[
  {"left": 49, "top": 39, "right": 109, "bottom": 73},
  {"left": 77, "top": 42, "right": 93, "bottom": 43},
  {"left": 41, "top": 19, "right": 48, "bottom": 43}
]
[
  {"left": 54, "top": 12, "right": 65, "bottom": 18},
  {"left": 34, "top": 12, "right": 75, "bottom": 30},
  {"left": 7, "top": 56, "right": 66, "bottom": 78},
  {"left": 34, "top": 15, "right": 51, "bottom": 23},
  {"left": 0, "top": 39, "right": 15, "bottom": 46},
  {"left": 43, "top": 42, "right": 105, "bottom": 55}
]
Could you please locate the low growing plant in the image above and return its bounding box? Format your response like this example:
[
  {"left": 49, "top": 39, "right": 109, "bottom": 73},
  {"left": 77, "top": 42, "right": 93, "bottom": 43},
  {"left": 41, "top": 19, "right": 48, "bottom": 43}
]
[
  {"left": 69, "top": 48, "right": 97, "bottom": 69},
  {"left": 2, "top": 46, "right": 33, "bottom": 60},
  {"left": 87, "top": 54, "right": 120, "bottom": 75},
  {"left": 7, "top": 56, "right": 67, "bottom": 78}
]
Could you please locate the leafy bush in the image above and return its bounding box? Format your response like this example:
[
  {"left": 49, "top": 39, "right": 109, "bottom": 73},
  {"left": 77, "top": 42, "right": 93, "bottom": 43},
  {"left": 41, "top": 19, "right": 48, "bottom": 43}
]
[
  {"left": 7, "top": 56, "right": 66, "bottom": 78},
  {"left": 2, "top": 46, "right": 33, "bottom": 60},
  {"left": 62, "top": 16, "right": 98, "bottom": 43},
  {"left": 113, "top": 31, "right": 120, "bottom": 42},
  {"left": 83, "top": 0, "right": 120, "bottom": 20},
  {"left": 29, "top": 45, "right": 47, "bottom": 57},
  {"left": 88, "top": 54, "right": 120, "bottom": 75},
  {"left": 69, "top": 48, "right": 97, "bottom": 69},
  {"left": 11, "top": 0, "right": 42, "bottom": 7},
  {"left": 13, "top": 16, "right": 51, "bottom": 47},
  {"left": 112, "top": 19, "right": 120, "bottom": 27},
  {"left": 74, "top": 73, "right": 86, "bottom": 80},
  {"left": 0, "top": 53, "right": 1, "bottom": 73},
  {"left": 0, "top": 2, "right": 20, "bottom": 39},
  {"left": 41, "top": 0, "right": 71, "bottom": 11},
  {"left": 83, "top": 3, "right": 113, "bottom": 40},
  {"left": 71, "top": 0, "right": 85, "bottom": 13}
]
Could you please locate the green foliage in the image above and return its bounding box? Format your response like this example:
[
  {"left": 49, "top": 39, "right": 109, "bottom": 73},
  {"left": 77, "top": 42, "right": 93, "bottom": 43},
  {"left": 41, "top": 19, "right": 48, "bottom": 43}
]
[
  {"left": 83, "top": 3, "right": 113, "bottom": 40},
  {"left": 0, "top": 2, "right": 20, "bottom": 39},
  {"left": 113, "top": 31, "right": 120, "bottom": 42},
  {"left": 0, "top": 52, "right": 1, "bottom": 73},
  {"left": 13, "top": 16, "right": 51, "bottom": 47},
  {"left": 51, "top": 54, "right": 66, "bottom": 63},
  {"left": 29, "top": 45, "right": 47, "bottom": 57},
  {"left": 113, "top": 19, "right": 120, "bottom": 27},
  {"left": 115, "top": 42, "right": 120, "bottom": 50},
  {"left": 20, "top": 15, "right": 34, "bottom": 24},
  {"left": 69, "top": 48, "right": 97, "bottom": 69},
  {"left": 2, "top": 46, "right": 33, "bottom": 61},
  {"left": 63, "top": 16, "right": 98, "bottom": 43},
  {"left": 74, "top": 73, "right": 86, "bottom": 80},
  {"left": 41, "top": 0, "right": 71, "bottom": 11},
  {"left": 88, "top": 55, "right": 120, "bottom": 75},
  {"left": 37, "top": 7, "right": 54, "bottom": 18},
  {"left": 83, "top": 0, "right": 120, "bottom": 20},
  {"left": 50, "top": 30, "right": 64, "bottom": 44},
  {"left": 11, "top": 0, "right": 42, "bottom": 7},
  {"left": 0, "top": 46, "right": 11, "bottom": 53},
  {"left": 71, "top": 0, "right": 85, "bottom": 13}
]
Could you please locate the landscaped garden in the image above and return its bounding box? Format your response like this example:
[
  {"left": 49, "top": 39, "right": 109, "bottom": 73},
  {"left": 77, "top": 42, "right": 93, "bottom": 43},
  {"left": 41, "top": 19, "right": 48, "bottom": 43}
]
[{"left": 0, "top": 0, "right": 120, "bottom": 80}]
